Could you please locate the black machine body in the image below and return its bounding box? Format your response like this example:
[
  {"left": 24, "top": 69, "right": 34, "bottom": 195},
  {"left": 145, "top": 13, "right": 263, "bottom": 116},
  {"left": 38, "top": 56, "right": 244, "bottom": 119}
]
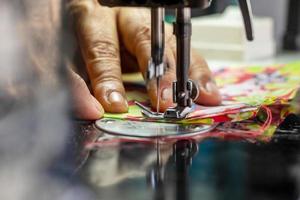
[{"left": 98, "top": 0, "right": 212, "bottom": 8}]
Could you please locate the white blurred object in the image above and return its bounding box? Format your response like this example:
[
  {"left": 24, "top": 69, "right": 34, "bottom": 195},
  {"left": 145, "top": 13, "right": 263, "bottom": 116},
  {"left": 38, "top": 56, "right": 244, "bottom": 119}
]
[
  {"left": 251, "top": 0, "right": 288, "bottom": 50},
  {"left": 191, "top": 6, "right": 276, "bottom": 61}
]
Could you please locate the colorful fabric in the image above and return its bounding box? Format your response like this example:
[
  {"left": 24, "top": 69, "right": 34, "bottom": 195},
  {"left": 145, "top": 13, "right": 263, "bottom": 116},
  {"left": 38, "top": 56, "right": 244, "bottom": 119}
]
[
  {"left": 86, "top": 105, "right": 292, "bottom": 149},
  {"left": 209, "top": 105, "right": 293, "bottom": 141},
  {"left": 104, "top": 62, "right": 300, "bottom": 125}
]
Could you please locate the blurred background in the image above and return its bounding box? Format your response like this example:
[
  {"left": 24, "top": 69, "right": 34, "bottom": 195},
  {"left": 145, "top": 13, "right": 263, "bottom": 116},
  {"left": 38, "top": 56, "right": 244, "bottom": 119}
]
[
  {"left": 188, "top": 0, "right": 299, "bottom": 61},
  {"left": 194, "top": 0, "right": 298, "bottom": 50}
]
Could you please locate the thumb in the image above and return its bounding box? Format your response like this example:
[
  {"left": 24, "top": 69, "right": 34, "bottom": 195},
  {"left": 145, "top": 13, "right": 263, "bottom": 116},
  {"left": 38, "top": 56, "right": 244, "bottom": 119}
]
[{"left": 69, "top": 69, "right": 104, "bottom": 120}]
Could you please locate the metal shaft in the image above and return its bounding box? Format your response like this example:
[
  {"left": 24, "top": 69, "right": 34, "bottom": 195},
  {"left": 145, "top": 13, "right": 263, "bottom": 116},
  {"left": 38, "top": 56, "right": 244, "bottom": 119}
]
[
  {"left": 151, "top": 8, "right": 165, "bottom": 113},
  {"left": 151, "top": 8, "right": 165, "bottom": 67},
  {"left": 174, "top": 8, "right": 192, "bottom": 108},
  {"left": 238, "top": 0, "right": 254, "bottom": 41}
]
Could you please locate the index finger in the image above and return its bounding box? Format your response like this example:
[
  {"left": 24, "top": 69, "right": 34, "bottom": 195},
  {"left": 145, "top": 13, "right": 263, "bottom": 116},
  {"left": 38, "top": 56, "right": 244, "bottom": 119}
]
[{"left": 69, "top": 0, "right": 128, "bottom": 113}]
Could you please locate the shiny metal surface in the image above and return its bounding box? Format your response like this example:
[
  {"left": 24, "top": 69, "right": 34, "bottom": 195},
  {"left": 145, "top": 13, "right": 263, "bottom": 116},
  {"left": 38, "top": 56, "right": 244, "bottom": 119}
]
[
  {"left": 72, "top": 115, "right": 300, "bottom": 200},
  {"left": 98, "top": 0, "right": 212, "bottom": 8},
  {"left": 148, "top": 8, "right": 165, "bottom": 114},
  {"left": 95, "top": 118, "right": 217, "bottom": 138}
]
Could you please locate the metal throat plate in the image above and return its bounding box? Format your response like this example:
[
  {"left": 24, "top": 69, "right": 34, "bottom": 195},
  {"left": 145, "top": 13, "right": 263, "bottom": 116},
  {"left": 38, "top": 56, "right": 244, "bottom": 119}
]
[{"left": 95, "top": 119, "right": 217, "bottom": 138}]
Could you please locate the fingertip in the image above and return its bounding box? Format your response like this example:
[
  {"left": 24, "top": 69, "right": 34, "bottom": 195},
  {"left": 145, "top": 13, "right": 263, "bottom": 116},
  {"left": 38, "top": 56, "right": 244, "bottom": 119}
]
[
  {"left": 107, "top": 91, "right": 128, "bottom": 113},
  {"left": 74, "top": 95, "right": 104, "bottom": 120},
  {"left": 69, "top": 70, "right": 104, "bottom": 120},
  {"left": 195, "top": 81, "right": 222, "bottom": 106},
  {"left": 92, "top": 81, "right": 128, "bottom": 113},
  {"left": 91, "top": 96, "right": 105, "bottom": 116},
  {"left": 159, "top": 87, "right": 175, "bottom": 111},
  {"left": 94, "top": 89, "right": 128, "bottom": 113},
  {"left": 147, "top": 80, "right": 175, "bottom": 112}
]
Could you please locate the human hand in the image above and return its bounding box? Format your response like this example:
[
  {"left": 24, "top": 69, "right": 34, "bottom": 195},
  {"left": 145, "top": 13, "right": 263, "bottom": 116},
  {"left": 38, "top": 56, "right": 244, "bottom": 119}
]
[{"left": 69, "top": 0, "right": 221, "bottom": 120}]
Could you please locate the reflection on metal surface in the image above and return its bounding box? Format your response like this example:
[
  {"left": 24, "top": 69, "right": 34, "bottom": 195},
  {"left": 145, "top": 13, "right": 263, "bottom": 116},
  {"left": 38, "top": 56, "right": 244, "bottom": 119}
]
[
  {"left": 79, "top": 135, "right": 300, "bottom": 200},
  {"left": 95, "top": 118, "right": 217, "bottom": 138},
  {"left": 148, "top": 140, "right": 198, "bottom": 200},
  {"left": 62, "top": 115, "right": 300, "bottom": 200}
]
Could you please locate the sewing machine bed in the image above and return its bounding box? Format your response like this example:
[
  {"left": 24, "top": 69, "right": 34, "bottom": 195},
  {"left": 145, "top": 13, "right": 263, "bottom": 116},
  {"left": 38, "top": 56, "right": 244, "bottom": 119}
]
[{"left": 64, "top": 116, "right": 300, "bottom": 200}]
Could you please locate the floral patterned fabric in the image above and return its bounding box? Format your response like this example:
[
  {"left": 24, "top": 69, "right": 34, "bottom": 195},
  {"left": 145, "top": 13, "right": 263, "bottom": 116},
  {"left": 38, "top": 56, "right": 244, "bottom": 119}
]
[{"left": 104, "top": 62, "right": 300, "bottom": 126}]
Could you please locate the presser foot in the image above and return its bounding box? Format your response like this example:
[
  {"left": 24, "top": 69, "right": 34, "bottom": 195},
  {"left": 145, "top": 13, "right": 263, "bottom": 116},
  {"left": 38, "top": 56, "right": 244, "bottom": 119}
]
[
  {"left": 135, "top": 101, "right": 164, "bottom": 119},
  {"left": 135, "top": 101, "right": 192, "bottom": 120},
  {"left": 164, "top": 106, "right": 192, "bottom": 119}
]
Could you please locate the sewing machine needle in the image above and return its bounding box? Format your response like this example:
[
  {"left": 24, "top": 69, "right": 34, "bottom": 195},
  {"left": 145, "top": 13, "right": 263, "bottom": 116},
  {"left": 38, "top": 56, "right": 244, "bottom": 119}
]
[
  {"left": 150, "top": 7, "right": 164, "bottom": 114},
  {"left": 156, "top": 77, "right": 161, "bottom": 114}
]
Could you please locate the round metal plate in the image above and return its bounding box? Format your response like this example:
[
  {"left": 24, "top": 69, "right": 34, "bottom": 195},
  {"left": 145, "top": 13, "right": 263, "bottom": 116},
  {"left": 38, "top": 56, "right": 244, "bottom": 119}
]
[{"left": 95, "top": 119, "right": 217, "bottom": 138}]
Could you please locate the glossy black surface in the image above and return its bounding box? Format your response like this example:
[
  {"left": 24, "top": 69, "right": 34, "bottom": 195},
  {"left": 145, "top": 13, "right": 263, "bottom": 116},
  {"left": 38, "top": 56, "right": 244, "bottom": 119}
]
[
  {"left": 65, "top": 115, "right": 300, "bottom": 200},
  {"left": 98, "top": 0, "right": 211, "bottom": 8}
]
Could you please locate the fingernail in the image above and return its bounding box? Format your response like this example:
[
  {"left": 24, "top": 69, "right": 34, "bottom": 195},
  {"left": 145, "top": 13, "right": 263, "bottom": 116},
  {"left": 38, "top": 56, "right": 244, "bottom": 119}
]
[
  {"left": 108, "top": 91, "right": 128, "bottom": 112},
  {"left": 109, "top": 91, "right": 124, "bottom": 103},
  {"left": 205, "top": 81, "right": 218, "bottom": 94},
  {"left": 161, "top": 87, "right": 173, "bottom": 101}
]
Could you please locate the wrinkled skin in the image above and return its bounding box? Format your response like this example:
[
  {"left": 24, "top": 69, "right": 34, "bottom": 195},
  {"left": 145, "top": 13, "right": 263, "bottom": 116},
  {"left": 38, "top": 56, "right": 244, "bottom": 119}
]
[{"left": 25, "top": 0, "right": 222, "bottom": 120}]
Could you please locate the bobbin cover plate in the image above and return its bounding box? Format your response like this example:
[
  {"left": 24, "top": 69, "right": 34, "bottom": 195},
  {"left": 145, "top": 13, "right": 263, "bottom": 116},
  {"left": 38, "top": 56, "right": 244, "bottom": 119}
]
[{"left": 95, "top": 118, "right": 217, "bottom": 138}]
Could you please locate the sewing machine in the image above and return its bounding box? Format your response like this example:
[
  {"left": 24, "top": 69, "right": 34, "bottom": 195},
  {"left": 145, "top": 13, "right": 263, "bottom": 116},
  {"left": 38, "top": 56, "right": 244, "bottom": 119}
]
[{"left": 98, "top": 0, "right": 254, "bottom": 119}]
